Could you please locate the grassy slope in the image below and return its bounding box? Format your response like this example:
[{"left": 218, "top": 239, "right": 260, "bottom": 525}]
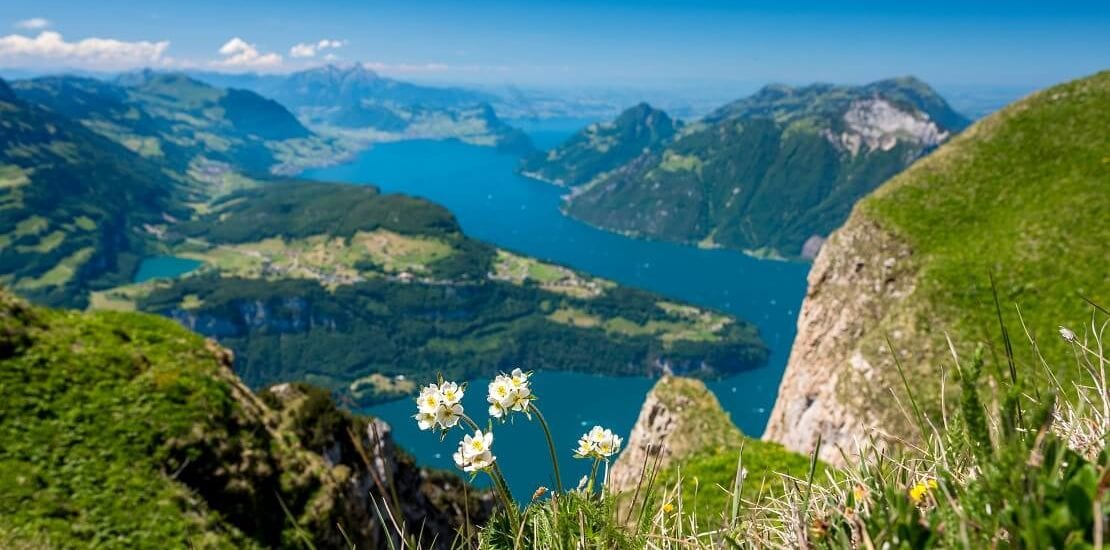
[
  {"left": 857, "top": 71, "right": 1109, "bottom": 415},
  {"left": 0, "top": 80, "right": 186, "bottom": 308},
  {"left": 0, "top": 290, "right": 490, "bottom": 548},
  {"left": 0, "top": 291, "right": 257, "bottom": 547}
]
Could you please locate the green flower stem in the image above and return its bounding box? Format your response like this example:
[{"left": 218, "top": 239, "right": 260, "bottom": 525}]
[
  {"left": 588, "top": 457, "right": 602, "bottom": 495},
  {"left": 459, "top": 414, "right": 481, "bottom": 432},
  {"left": 487, "top": 468, "right": 516, "bottom": 514},
  {"left": 458, "top": 414, "right": 518, "bottom": 524},
  {"left": 529, "top": 402, "right": 564, "bottom": 493}
]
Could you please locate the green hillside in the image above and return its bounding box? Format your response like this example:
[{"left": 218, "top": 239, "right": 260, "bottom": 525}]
[
  {"left": 559, "top": 77, "right": 969, "bottom": 258},
  {"left": 861, "top": 71, "right": 1109, "bottom": 402},
  {"left": 0, "top": 289, "right": 488, "bottom": 548},
  {"left": 99, "top": 181, "right": 767, "bottom": 405},
  {"left": 12, "top": 72, "right": 347, "bottom": 177},
  {"left": 520, "top": 103, "right": 678, "bottom": 186},
  {"left": 0, "top": 73, "right": 348, "bottom": 310},
  {"left": 0, "top": 79, "right": 186, "bottom": 307}
]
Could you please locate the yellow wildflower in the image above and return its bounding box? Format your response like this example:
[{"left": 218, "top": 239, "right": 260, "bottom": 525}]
[
  {"left": 909, "top": 478, "right": 939, "bottom": 503},
  {"left": 909, "top": 483, "right": 928, "bottom": 503},
  {"left": 853, "top": 485, "right": 867, "bottom": 501},
  {"left": 662, "top": 502, "right": 675, "bottom": 514}
]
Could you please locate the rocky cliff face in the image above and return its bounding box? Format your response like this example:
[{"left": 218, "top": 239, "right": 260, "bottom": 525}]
[
  {"left": 761, "top": 215, "right": 916, "bottom": 466},
  {"left": 832, "top": 98, "right": 950, "bottom": 156},
  {"left": 248, "top": 380, "right": 495, "bottom": 549},
  {"left": 610, "top": 376, "right": 743, "bottom": 493}
]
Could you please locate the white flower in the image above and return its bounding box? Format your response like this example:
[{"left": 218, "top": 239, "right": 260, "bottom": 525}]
[
  {"left": 464, "top": 450, "right": 495, "bottom": 472},
  {"left": 509, "top": 368, "right": 530, "bottom": 390},
  {"left": 487, "top": 370, "right": 535, "bottom": 421},
  {"left": 416, "top": 383, "right": 442, "bottom": 414},
  {"left": 414, "top": 380, "right": 466, "bottom": 432},
  {"left": 574, "top": 425, "right": 623, "bottom": 459},
  {"left": 436, "top": 402, "right": 463, "bottom": 429},
  {"left": 454, "top": 429, "right": 497, "bottom": 472},
  {"left": 574, "top": 435, "right": 594, "bottom": 458},
  {"left": 586, "top": 426, "right": 607, "bottom": 444},
  {"left": 439, "top": 381, "right": 464, "bottom": 406},
  {"left": 509, "top": 387, "right": 531, "bottom": 413},
  {"left": 414, "top": 411, "right": 437, "bottom": 431},
  {"left": 595, "top": 430, "right": 622, "bottom": 458},
  {"left": 1059, "top": 325, "right": 1077, "bottom": 343},
  {"left": 462, "top": 429, "right": 493, "bottom": 459},
  {"left": 489, "top": 402, "right": 506, "bottom": 418},
  {"left": 488, "top": 376, "right": 514, "bottom": 407}
]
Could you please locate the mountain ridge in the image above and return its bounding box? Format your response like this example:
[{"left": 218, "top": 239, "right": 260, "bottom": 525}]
[
  {"left": 539, "top": 76, "right": 969, "bottom": 259},
  {"left": 520, "top": 102, "right": 678, "bottom": 186},
  {"left": 190, "top": 64, "right": 534, "bottom": 154}
]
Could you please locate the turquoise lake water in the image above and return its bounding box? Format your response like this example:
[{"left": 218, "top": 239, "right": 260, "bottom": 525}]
[
  {"left": 132, "top": 256, "right": 202, "bottom": 283},
  {"left": 305, "top": 133, "right": 811, "bottom": 498}
]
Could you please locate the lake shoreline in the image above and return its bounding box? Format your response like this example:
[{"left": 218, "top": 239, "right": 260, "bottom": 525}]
[{"left": 303, "top": 129, "right": 809, "bottom": 496}]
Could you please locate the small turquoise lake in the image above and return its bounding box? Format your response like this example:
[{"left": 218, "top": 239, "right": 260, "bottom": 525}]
[
  {"left": 304, "top": 130, "right": 811, "bottom": 498},
  {"left": 133, "top": 256, "right": 202, "bottom": 283}
]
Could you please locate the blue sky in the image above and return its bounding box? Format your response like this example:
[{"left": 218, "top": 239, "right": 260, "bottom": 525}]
[{"left": 0, "top": 0, "right": 1106, "bottom": 88}]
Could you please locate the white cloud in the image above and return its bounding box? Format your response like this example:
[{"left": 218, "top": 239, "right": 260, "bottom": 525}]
[
  {"left": 289, "top": 38, "right": 344, "bottom": 59},
  {"left": 0, "top": 31, "right": 170, "bottom": 70},
  {"left": 213, "top": 37, "right": 282, "bottom": 69},
  {"left": 15, "top": 18, "right": 50, "bottom": 30}
]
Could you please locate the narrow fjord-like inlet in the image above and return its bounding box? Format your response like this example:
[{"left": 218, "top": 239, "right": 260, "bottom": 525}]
[{"left": 305, "top": 129, "right": 811, "bottom": 496}]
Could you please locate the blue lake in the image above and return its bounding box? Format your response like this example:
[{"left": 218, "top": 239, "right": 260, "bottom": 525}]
[
  {"left": 133, "top": 255, "right": 202, "bottom": 283},
  {"left": 304, "top": 133, "right": 810, "bottom": 498}
]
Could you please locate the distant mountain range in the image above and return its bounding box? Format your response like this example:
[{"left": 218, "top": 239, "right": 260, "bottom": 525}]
[
  {"left": 12, "top": 71, "right": 341, "bottom": 177},
  {"left": 525, "top": 77, "right": 971, "bottom": 259},
  {"left": 191, "top": 64, "right": 535, "bottom": 154},
  {"left": 192, "top": 64, "right": 494, "bottom": 110}
]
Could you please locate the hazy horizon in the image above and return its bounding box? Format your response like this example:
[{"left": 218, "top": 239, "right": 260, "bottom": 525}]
[{"left": 0, "top": 0, "right": 1106, "bottom": 91}]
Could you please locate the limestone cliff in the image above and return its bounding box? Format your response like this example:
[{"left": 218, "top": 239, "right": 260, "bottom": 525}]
[
  {"left": 761, "top": 215, "right": 916, "bottom": 466},
  {"left": 609, "top": 376, "right": 742, "bottom": 493}
]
